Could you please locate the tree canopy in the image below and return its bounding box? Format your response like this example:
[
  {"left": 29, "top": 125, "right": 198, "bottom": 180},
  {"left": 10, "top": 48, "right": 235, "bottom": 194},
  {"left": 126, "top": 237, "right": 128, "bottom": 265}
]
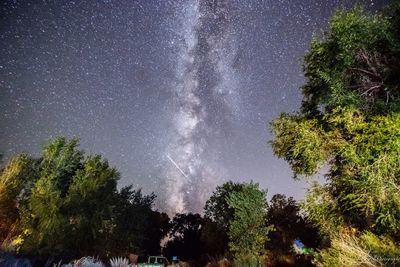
[
  {"left": 0, "top": 137, "right": 168, "bottom": 260},
  {"left": 271, "top": 3, "right": 400, "bottom": 265},
  {"left": 204, "top": 181, "right": 246, "bottom": 231},
  {"left": 266, "top": 194, "right": 321, "bottom": 254},
  {"left": 17, "top": 138, "right": 119, "bottom": 258},
  {"left": 0, "top": 137, "right": 320, "bottom": 266},
  {"left": 227, "top": 182, "right": 272, "bottom": 267},
  {"left": 0, "top": 155, "right": 38, "bottom": 246},
  {"left": 202, "top": 181, "right": 246, "bottom": 257},
  {"left": 163, "top": 213, "right": 204, "bottom": 263}
]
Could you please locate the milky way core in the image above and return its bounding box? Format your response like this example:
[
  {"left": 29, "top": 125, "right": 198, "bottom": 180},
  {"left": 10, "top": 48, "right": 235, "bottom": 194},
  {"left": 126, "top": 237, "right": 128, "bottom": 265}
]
[{"left": 164, "top": 1, "right": 241, "bottom": 214}]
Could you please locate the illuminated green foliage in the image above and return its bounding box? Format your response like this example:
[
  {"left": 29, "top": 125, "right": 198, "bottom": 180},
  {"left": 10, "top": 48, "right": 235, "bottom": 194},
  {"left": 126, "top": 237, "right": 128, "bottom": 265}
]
[
  {"left": 271, "top": 3, "right": 400, "bottom": 265},
  {"left": 0, "top": 137, "right": 166, "bottom": 259},
  {"left": 227, "top": 182, "right": 272, "bottom": 267},
  {"left": 18, "top": 137, "right": 119, "bottom": 257},
  {"left": 0, "top": 155, "right": 38, "bottom": 246},
  {"left": 315, "top": 230, "right": 400, "bottom": 267}
]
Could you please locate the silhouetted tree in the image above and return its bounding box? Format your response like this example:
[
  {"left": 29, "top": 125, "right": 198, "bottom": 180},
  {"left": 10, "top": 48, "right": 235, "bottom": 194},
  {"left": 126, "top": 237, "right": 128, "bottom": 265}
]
[
  {"left": 200, "top": 218, "right": 228, "bottom": 258},
  {"left": 266, "top": 194, "right": 322, "bottom": 254},
  {"left": 267, "top": 194, "right": 299, "bottom": 254},
  {"left": 163, "top": 213, "right": 204, "bottom": 262},
  {"left": 110, "top": 186, "right": 170, "bottom": 256}
]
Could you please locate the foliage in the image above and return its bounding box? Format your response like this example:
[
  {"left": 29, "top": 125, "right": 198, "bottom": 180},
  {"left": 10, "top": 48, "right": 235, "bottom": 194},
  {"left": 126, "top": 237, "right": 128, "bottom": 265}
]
[
  {"left": 300, "top": 7, "right": 400, "bottom": 116},
  {"left": 271, "top": 3, "right": 400, "bottom": 265},
  {"left": 226, "top": 182, "right": 272, "bottom": 267},
  {"left": 301, "top": 183, "right": 345, "bottom": 236},
  {"left": 203, "top": 182, "right": 246, "bottom": 257},
  {"left": 0, "top": 155, "right": 38, "bottom": 247},
  {"left": 109, "top": 186, "right": 170, "bottom": 256},
  {"left": 275, "top": 108, "right": 400, "bottom": 236},
  {"left": 315, "top": 229, "right": 400, "bottom": 267},
  {"left": 109, "top": 257, "right": 132, "bottom": 267},
  {"left": 0, "top": 137, "right": 166, "bottom": 259},
  {"left": 200, "top": 219, "right": 229, "bottom": 258},
  {"left": 266, "top": 194, "right": 322, "bottom": 254},
  {"left": 15, "top": 137, "right": 119, "bottom": 258},
  {"left": 163, "top": 213, "right": 204, "bottom": 262},
  {"left": 66, "top": 257, "right": 105, "bottom": 267},
  {"left": 204, "top": 181, "right": 246, "bottom": 231}
]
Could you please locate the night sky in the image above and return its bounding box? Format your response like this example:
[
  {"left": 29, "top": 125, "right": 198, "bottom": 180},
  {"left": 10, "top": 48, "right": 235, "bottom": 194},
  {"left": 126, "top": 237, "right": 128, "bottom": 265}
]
[{"left": 0, "top": 0, "right": 387, "bottom": 214}]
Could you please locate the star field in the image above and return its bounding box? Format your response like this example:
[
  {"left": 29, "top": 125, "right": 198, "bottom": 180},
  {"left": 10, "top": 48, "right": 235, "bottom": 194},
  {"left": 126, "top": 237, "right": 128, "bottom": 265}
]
[{"left": 0, "top": 0, "right": 387, "bottom": 214}]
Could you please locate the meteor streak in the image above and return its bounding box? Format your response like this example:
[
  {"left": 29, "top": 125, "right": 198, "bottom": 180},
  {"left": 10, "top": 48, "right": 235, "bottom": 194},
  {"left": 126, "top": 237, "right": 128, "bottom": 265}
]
[{"left": 166, "top": 154, "right": 189, "bottom": 179}]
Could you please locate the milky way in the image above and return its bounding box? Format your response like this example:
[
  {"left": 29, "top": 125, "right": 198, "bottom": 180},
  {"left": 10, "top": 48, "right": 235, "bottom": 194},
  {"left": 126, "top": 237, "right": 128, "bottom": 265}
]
[
  {"left": 0, "top": 0, "right": 387, "bottom": 214},
  {"left": 164, "top": 0, "right": 241, "bottom": 214}
]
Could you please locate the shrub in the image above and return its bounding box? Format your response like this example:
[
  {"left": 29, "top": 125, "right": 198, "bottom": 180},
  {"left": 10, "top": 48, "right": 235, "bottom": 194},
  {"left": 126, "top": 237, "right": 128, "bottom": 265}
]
[
  {"left": 315, "top": 229, "right": 400, "bottom": 267},
  {"left": 110, "top": 257, "right": 132, "bottom": 267}
]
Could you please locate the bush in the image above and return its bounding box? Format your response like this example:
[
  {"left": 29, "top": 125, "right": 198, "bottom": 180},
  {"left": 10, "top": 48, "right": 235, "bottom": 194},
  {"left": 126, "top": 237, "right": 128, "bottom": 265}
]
[{"left": 315, "top": 229, "right": 400, "bottom": 267}]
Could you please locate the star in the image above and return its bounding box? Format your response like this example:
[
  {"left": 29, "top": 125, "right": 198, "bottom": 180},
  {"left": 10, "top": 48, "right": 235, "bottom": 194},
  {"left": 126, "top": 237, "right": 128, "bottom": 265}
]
[{"left": 0, "top": 0, "right": 389, "bottom": 214}]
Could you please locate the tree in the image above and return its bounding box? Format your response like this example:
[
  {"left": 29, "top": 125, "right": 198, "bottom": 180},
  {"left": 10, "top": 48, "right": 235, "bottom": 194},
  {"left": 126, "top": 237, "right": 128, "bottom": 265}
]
[
  {"left": 110, "top": 186, "right": 170, "bottom": 256},
  {"left": 0, "top": 155, "right": 38, "bottom": 247},
  {"left": 267, "top": 194, "right": 299, "bottom": 253},
  {"left": 0, "top": 138, "right": 120, "bottom": 258},
  {"left": 271, "top": 3, "right": 400, "bottom": 265},
  {"left": 0, "top": 137, "right": 169, "bottom": 259},
  {"left": 203, "top": 181, "right": 246, "bottom": 256},
  {"left": 266, "top": 194, "right": 321, "bottom": 254},
  {"left": 163, "top": 213, "right": 204, "bottom": 262},
  {"left": 16, "top": 137, "right": 119, "bottom": 259},
  {"left": 200, "top": 218, "right": 228, "bottom": 258},
  {"left": 227, "top": 182, "right": 272, "bottom": 267},
  {"left": 315, "top": 230, "right": 400, "bottom": 267},
  {"left": 143, "top": 210, "right": 170, "bottom": 255}
]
